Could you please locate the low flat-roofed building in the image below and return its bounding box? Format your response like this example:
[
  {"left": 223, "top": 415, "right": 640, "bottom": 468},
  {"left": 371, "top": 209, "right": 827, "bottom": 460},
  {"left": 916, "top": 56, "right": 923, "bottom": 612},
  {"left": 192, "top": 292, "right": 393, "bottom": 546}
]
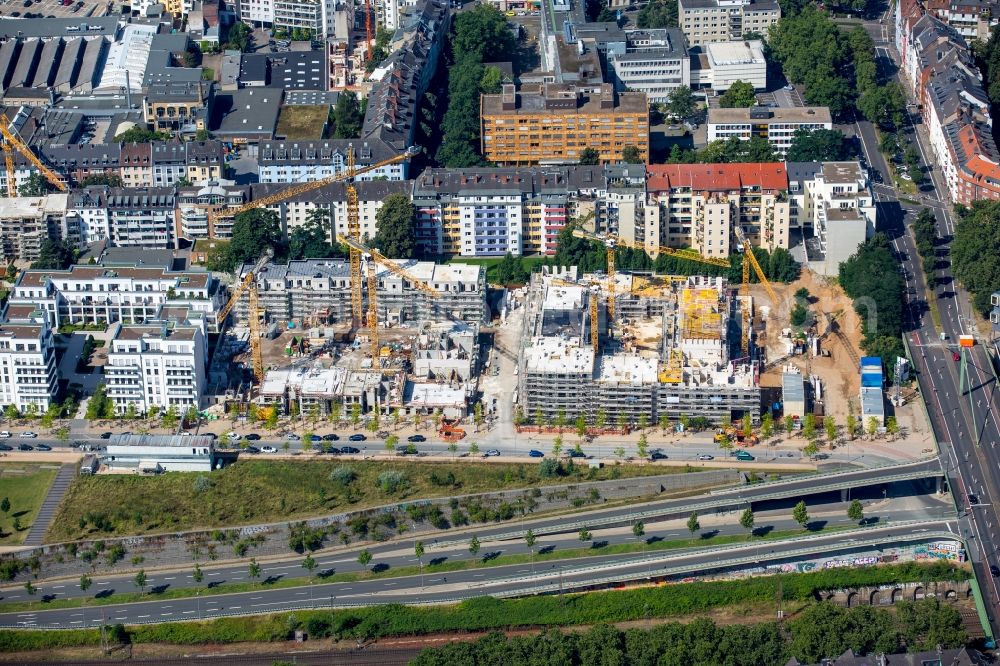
[
  {"left": 782, "top": 370, "right": 805, "bottom": 419},
  {"left": 401, "top": 381, "right": 467, "bottom": 418},
  {"left": 705, "top": 40, "right": 766, "bottom": 91},
  {"left": 104, "top": 434, "right": 215, "bottom": 472},
  {"left": 860, "top": 386, "right": 885, "bottom": 428},
  {"left": 707, "top": 106, "right": 832, "bottom": 156}
]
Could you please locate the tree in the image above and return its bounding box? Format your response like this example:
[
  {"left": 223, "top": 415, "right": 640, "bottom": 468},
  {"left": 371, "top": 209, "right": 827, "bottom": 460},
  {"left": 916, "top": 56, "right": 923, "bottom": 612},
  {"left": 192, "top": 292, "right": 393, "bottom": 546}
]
[
  {"left": 792, "top": 500, "right": 810, "bottom": 528},
  {"left": 637, "top": 0, "right": 678, "bottom": 28},
  {"left": 453, "top": 5, "right": 517, "bottom": 62},
  {"left": 659, "top": 414, "right": 669, "bottom": 433},
  {"left": 719, "top": 80, "right": 757, "bottom": 108},
  {"left": 632, "top": 521, "right": 645, "bottom": 542},
  {"left": 192, "top": 563, "right": 204, "bottom": 588},
  {"left": 80, "top": 173, "right": 123, "bottom": 187},
  {"left": 804, "top": 440, "right": 820, "bottom": 457},
  {"left": 791, "top": 302, "right": 809, "bottom": 326},
  {"left": 30, "top": 239, "right": 75, "bottom": 270},
  {"left": 621, "top": 145, "right": 643, "bottom": 164},
  {"left": 350, "top": 403, "right": 361, "bottom": 427},
  {"left": 803, "top": 414, "right": 816, "bottom": 439},
  {"left": 224, "top": 21, "right": 252, "bottom": 51},
  {"left": 739, "top": 507, "right": 755, "bottom": 537},
  {"left": 848, "top": 499, "right": 864, "bottom": 524},
  {"left": 857, "top": 83, "right": 906, "bottom": 131},
  {"left": 371, "top": 194, "right": 417, "bottom": 258},
  {"left": 161, "top": 405, "right": 179, "bottom": 430},
  {"left": 468, "top": 535, "right": 481, "bottom": 561},
  {"left": 687, "top": 512, "right": 700, "bottom": 538},
  {"left": 578, "top": 147, "right": 600, "bottom": 165},
  {"left": 357, "top": 549, "right": 373, "bottom": 572},
  {"left": 524, "top": 529, "right": 537, "bottom": 570},
  {"left": 248, "top": 558, "right": 261, "bottom": 585},
  {"left": 552, "top": 434, "right": 563, "bottom": 456},
  {"left": 265, "top": 407, "right": 279, "bottom": 430},
  {"left": 786, "top": 129, "right": 852, "bottom": 162},
  {"left": 469, "top": 441, "right": 480, "bottom": 456},
  {"left": 85, "top": 384, "right": 112, "bottom": 421},
  {"left": 19, "top": 173, "right": 53, "bottom": 197},
  {"left": 846, "top": 413, "right": 858, "bottom": 439},
  {"left": 221, "top": 209, "right": 285, "bottom": 273},
  {"left": 866, "top": 416, "right": 879, "bottom": 436},
  {"left": 79, "top": 573, "right": 92, "bottom": 596},
  {"left": 24, "top": 580, "right": 36, "bottom": 595},
  {"left": 385, "top": 434, "right": 399, "bottom": 453},
  {"left": 115, "top": 126, "right": 171, "bottom": 143},
  {"left": 886, "top": 416, "right": 899, "bottom": 437},
  {"left": 575, "top": 415, "right": 587, "bottom": 438},
  {"left": 555, "top": 408, "right": 566, "bottom": 431},
  {"left": 289, "top": 210, "right": 340, "bottom": 260},
  {"left": 824, "top": 416, "right": 837, "bottom": 442},
  {"left": 614, "top": 446, "right": 625, "bottom": 460},
  {"left": 667, "top": 85, "right": 696, "bottom": 120},
  {"left": 595, "top": 409, "right": 607, "bottom": 430},
  {"left": 761, "top": 412, "right": 774, "bottom": 439},
  {"left": 302, "top": 553, "right": 317, "bottom": 580},
  {"left": 0, "top": 497, "right": 8, "bottom": 514},
  {"left": 579, "top": 527, "right": 592, "bottom": 541},
  {"left": 637, "top": 433, "right": 648, "bottom": 459},
  {"left": 133, "top": 569, "right": 147, "bottom": 595}
]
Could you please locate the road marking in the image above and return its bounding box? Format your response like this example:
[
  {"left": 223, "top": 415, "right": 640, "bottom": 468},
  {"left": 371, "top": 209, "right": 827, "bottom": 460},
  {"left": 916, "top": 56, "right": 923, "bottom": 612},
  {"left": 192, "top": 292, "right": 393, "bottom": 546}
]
[
  {"left": 383, "top": 582, "right": 397, "bottom": 587},
  {"left": 53, "top": 585, "right": 64, "bottom": 589},
  {"left": 98, "top": 582, "right": 110, "bottom": 586},
  {"left": 231, "top": 606, "right": 241, "bottom": 609},
  {"left": 70, "top": 620, "right": 82, "bottom": 624},
  {"left": 137, "top": 614, "right": 150, "bottom": 618},
  {"left": 164, "top": 577, "right": 175, "bottom": 580},
  {"left": 251, "top": 596, "right": 262, "bottom": 600},
  {"left": 161, "top": 613, "right": 173, "bottom": 617},
  {"left": 183, "top": 610, "right": 195, "bottom": 614}
]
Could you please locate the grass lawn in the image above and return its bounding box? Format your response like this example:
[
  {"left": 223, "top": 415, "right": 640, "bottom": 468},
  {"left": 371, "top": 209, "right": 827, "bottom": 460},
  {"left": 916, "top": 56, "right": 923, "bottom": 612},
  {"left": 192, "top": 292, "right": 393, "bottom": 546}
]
[
  {"left": 276, "top": 105, "right": 329, "bottom": 140},
  {"left": 46, "top": 460, "right": 697, "bottom": 542},
  {"left": 445, "top": 255, "right": 549, "bottom": 285},
  {"left": 0, "top": 463, "right": 60, "bottom": 546}
]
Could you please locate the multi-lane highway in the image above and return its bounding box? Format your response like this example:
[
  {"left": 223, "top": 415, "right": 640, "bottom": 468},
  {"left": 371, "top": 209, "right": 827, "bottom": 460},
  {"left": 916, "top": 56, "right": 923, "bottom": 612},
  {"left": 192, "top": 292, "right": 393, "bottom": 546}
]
[
  {"left": 0, "top": 518, "right": 961, "bottom": 628},
  {"left": 858, "top": 15, "right": 1000, "bottom": 635}
]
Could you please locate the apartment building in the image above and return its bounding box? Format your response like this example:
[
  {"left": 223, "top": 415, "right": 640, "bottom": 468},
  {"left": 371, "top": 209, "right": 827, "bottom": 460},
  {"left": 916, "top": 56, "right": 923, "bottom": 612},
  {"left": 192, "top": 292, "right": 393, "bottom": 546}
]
[
  {"left": 678, "top": 0, "right": 780, "bottom": 46},
  {"left": 257, "top": 140, "right": 407, "bottom": 183},
  {"left": 786, "top": 161, "right": 876, "bottom": 276},
  {"left": 185, "top": 140, "right": 226, "bottom": 182},
  {"left": 143, "top": 81, "right": 213, "bottom": 134},
  {"left": 923, "top": 0, "right": 999, "bottom": 39},
  {"left": 707, "top": 106, "right": 833, "bottom": 156},
  {"left": 9, "top": 264, "right": 225, "bottom": 332},
  {"left": 105, "top": 321, "right": 207, "bottom": 414},
  {"left": 0, "top": 194, "right": 70, "bottom": 262},
  {"left": 98, "top": 188, "right": 178, "bottom": 248},
  {"left": 39, "top": 144, "right": 122, "bottom": 186},
  {"left": 151, "top": 142, "right": 188, "bottom": 187},
  {"left": 606, "top": 28, "right": 691, "bottom": 103},
  {"left": 481, "top": 83, "right": 649, "bottom": 165},
  {"left": 518, "top": 275, "right": 759, "bottom": 425},
  {"left": 0, "top": 315, "right": 58, "bottom": 413},
  {"left": 645, "top": 163, "right": 791, "bottom": 258},
  {"left": 236, "top": 258, "right": 486, "bottom": 326},
  {"left": 412, "top": 165, "right": 614, "bottom": 256},
  {"left": 176, "top": 182, "right": 249, "bottom": 240},
  {"left": 897, "top": 0, "right": 1000, "bottom": 204},
  {"left": 121, "top": 142, "right": 153, "bottom": 188}
]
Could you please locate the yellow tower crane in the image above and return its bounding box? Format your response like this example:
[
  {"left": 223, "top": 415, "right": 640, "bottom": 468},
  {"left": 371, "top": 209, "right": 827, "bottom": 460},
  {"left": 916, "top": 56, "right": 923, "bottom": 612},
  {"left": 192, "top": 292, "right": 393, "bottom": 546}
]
[
  {"left": 0, "top": 113, "right": 67, "bottom": 196},
  {"left": 210, "top": 145, "right": 420, "bottom": 328},
  {"left": 570, "top": 229, "right": 730, "bottom": 332},
  {"left": 733, "top": 227, "right": 779, "bottom": 356},
  {"left": 218, "top": 248, "right": 274, "bottom": 385},
  {"left": 338, "top": 235, "right": 443, "bottom": 367}
]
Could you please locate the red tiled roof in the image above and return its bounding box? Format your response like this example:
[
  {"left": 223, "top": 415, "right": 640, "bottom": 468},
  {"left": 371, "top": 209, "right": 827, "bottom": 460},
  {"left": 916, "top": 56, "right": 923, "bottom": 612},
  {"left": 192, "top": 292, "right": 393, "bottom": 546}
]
[{"left": 646, "top": 163, "right": 788, "bottom": 192}]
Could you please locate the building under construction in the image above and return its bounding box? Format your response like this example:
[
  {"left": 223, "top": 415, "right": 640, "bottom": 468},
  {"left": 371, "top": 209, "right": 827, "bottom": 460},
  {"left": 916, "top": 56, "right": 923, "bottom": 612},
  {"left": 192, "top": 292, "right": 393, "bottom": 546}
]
[{"left": 517, "top": 272, "right": 759, "bottom": 425}]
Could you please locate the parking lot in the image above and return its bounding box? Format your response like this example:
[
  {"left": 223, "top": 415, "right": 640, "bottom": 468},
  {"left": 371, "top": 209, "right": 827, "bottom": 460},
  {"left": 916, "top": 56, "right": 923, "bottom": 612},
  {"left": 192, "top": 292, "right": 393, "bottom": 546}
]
[{"left": 0, "top": 0, "right": 110, "bottom": 18}]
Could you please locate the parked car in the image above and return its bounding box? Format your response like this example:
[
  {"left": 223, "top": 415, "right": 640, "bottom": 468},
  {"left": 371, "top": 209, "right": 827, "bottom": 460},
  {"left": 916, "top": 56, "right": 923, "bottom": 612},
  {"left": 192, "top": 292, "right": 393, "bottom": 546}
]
[
  {"left": 407, "top": 434, "right": 426, "bottom": 443},
  {"left": 0, "top": 431, "right": 10, "bottom": 438},
  {"left": 991, "top": 564, "right": 1000, "bottom": 578},
  {"left": 953, "top": 351, "right": 960, "bottom": 361},
  {"left": 99, "top": 432, "right": 112, "bottom": 439},
  {"left": 483, "top": 449, "right": 501, "bottom": 457},
  {"left": 397, "top": 445, "right": 419, "bottom": 455},
  {"left": 735, "top": 451, "right": 755, "bottom": 461},
  {"left": 349, "top": 434, "right": 366, "bottom": 442},
  {"left": 18, "top": 444, "right": 33, "bottom": 451},
  {"left": 377, "top": 431, "right": 390, "bottom": 438},
  {"left": 566, "top": 450, "right": 586, "bottom": 458},
  {"left": 528, "top": 449, "right": 545, "bottom": 458},
  {"left": 325, "top": 446, "right": 342, "bottom": 454},
  {"left": 226, "top": 432, "right": 241, "bottom": 441},
  {"left": 697, "top": 454, "right": 714, "bottom": 461},
  {"left": 261, "top": 446, "right": 278, "bottom": 453},
  {"left": 650, "top": 451, "right": 668, "bottom": 461},
  {"left": 308, "top": 434, "right": 323, "bottom": 442},
  {"left": 341, "top": 445, "right": 361, "bottom": 454},
  {"left": 0, "top": 444, "right": 11, "bottom": 451},
  {"left": 21, "top": 431, "right": 37, "bottom": 438},
  {"left": 286, "top": 433, "right": 301, "bottom": 441},
  {"left": 322, "top": 433, "right": 340, "bottom": 441},
  {"left": 783, "top": 83, "right": 794, "bottom": 90},
  {"left": 244, "top": 433, "right": 261, "bottom": 441},
  {"left": 244, "top": 446, "right": 261, "bottom": 454},
  {"left": 35, "top": 444, "right": 52, "bottom": 451}
]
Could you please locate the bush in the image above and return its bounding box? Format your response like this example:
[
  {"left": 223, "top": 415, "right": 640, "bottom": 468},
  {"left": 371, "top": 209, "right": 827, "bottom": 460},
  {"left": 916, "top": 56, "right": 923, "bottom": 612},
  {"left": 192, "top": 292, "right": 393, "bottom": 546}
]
[
  {"left": 377, "top": 471, "right": 408, "bottom": 494},
  {"left": 329, "top": 466, "right": 356, "bottom": 486},
  {"left": 538, "top": 459, "right": 561, "bottom": 478}
]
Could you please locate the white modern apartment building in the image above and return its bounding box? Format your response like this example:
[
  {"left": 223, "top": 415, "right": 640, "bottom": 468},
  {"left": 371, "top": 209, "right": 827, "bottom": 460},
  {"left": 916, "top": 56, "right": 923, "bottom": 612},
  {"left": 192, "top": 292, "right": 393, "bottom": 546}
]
[
  {"left": 678, "top": 0, "right": 780, "bottom": 46},
  {"left": 67, "top": 188, "right": 178, "bottom": 249},
  {"left": 9, "top": 264, "right": 225, "bottom": 332},
  {"left": 105, "top": 322, "right": 207, "bottom": 414},
  {"left": 0, "top": 316, "right": 58, "bottom": 413},
  {"left": 707, "top": 106, "right": 833, "bottom": 156},
  {"left": 787, "top": 161, "right": 876, "bottom": 276},
  {"left": 239, "top": 0, "right": 383, "bottom": 37}
]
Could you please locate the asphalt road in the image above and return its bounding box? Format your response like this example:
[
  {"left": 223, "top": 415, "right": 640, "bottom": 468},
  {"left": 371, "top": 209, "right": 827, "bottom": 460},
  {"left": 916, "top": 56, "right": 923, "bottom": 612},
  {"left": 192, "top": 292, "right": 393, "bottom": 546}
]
[
  {"left": 1, "top": 519, "right": 959, "bottom": 629},
  {"left": 0, "top": 492, "right": 945, "bottom": 608},
  {"left": 860, "top": 24, "right": 1000, "bottom": 635}
]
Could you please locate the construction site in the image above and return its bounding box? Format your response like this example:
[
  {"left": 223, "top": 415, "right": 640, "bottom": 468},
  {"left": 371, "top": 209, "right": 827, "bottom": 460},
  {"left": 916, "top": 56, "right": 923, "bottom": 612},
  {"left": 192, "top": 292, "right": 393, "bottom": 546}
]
[{"left": 516, "top": 269, "right": 761, "bottom": 427}]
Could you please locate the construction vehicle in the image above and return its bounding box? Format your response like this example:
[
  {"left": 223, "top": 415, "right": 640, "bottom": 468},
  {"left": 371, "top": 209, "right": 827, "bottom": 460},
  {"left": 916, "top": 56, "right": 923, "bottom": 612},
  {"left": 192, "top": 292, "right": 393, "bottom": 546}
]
[
  {"left": 439, "top": 417, "right": 466, "bottom": 442},
  {"left": 210, "top": 144, "right": 419, "bottom": 328},
  {"left": 733, "top": 227, "right": 779, "bottom": 357},
  {"left": 218, "top": 248, "right": 274, "bottom": 385},
  {"left": 0, "top": 113, "right": 67, "bottom": 197},
  {"left": 571, "top": 229, "right": 729, "bottom": 333},
  {"left": 337, "top": 234, "right": 442, "bottom": 367}
]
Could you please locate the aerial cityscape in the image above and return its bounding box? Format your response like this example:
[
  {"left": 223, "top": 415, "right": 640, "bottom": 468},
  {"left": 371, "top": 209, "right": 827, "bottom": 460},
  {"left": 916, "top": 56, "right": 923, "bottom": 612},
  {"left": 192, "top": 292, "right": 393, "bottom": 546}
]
[{"left": 0, "top": 0, "right": 998, "bottom": 662}]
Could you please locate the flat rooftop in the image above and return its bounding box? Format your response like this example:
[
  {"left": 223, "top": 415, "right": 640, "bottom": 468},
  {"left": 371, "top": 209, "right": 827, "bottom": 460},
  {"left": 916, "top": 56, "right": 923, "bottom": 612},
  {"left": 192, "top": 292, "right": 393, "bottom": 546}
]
[
  {"left": 860, "top": 386, "right": 884, "bottom": 416},
  {"left": 543, "top": 283, "right": 587, "bottom": 311},
  {"left": 821, "top": 161, "right": 864, "bottom": 184},
  {"left": 403, "top": 381, "right": 466, "bottom": 407},
  {"left": 107, "top": 434, "right": 215, "bottom": 448},
  {"left": 482, "top": 88, "right": 648, "bottom": 116},
  {"left": 781, "top": 371, "right": 804, "bottom": 401},
  {"left": 523, "top": 336, "right": 595, "bottom": 375},
  {"left": 597, "top": 353, "right": 658, "bottom": 384},
  {"left": 707, "top": 106, "right": 832, "bottom": 124},
  {"left": 706, "top": 40, "right": 765, "bottom": 66}
]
